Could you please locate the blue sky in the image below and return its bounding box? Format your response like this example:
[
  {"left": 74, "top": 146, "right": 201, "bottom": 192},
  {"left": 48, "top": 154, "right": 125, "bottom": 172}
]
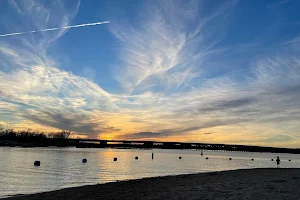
[{"left": 1, "top": 0, "right": 300, "bottom": 147}]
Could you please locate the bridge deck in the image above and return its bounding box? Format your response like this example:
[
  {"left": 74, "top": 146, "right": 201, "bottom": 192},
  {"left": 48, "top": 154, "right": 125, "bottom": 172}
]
[{"left": 68, "top": 139, "right": 300, "bottom": 154}]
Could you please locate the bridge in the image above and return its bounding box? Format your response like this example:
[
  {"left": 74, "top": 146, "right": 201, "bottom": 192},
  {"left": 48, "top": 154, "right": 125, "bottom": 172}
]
[{"left": 67, "top": 138, "right": 300, "bottom": 154}]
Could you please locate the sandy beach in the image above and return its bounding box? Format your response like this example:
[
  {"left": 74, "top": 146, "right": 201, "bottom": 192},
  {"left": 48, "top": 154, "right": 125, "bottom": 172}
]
[{"left": 4, "top": 168, "right": 300, "bottom": 200}]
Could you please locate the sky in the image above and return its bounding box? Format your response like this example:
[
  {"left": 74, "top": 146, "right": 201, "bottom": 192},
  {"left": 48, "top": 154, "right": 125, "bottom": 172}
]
[{"left": 0, "top": 0, "right": 300, "bottom": 147}]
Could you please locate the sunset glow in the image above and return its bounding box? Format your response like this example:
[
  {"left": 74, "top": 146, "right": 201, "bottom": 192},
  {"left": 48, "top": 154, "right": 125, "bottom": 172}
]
[{"left": 1, "top": 0, "right": 300, "bottom": 147}]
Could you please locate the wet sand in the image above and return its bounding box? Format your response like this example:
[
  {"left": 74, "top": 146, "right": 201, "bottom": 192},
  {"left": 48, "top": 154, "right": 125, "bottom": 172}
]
[{"left": 5, "top": 168, "right": 300, "bottom": 200}]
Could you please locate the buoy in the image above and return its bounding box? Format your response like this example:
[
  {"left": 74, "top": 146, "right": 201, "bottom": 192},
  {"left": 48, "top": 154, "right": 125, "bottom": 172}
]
[
  {"left": 82, "top": 158, "right": 87, "bottom": 163},
  {"left": 251, "top": 158, "right": 254, "bottom": 161},
  {"left": 206, "top": 157, "right": 209, "bottom": 160},
  {"left": 34, "top": 161, "right": 40, "bottom": 166},
  {"left": 179, "top": 156, "right": 182, "bottom": 159},
  {"left": 135, "top": 156, "right": 138, "bottom": 160},
  {"left": 271, "top": 159, "right": 274, "bottom": 161},
  {"left": 114, "top": 157, "right": 117, "bottom": 161},
  {"left": 229, "top": 158, "right": 232, "bottom": 160}
]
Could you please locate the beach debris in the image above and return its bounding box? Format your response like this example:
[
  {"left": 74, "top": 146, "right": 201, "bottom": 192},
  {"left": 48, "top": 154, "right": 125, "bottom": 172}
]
[
  {"left": 206, "top": 157, "right": 209, "bottom": 160},
  {"left": 179, "top": 156, "right": 182, "bottom": 159},
  {"left": 229, "top": 158, "right": 232, "bottom": 160},
  {"left": 114, "top": 157, "right": 117, "bottom": 161},
  {"left": 289, "top": 159, "right": 291, "bottom": 161},
  {"left": 34, "top": 161, "right": 40, "bottom": 166},
  {"left": 82, "top": 158, "right": 87, "bottom": 163},
  {"left": 251, "top": 158, "right": 254, "bottom": 161},
  {"left": 135, "top": 156, "right": 138, "bottom": 160}
]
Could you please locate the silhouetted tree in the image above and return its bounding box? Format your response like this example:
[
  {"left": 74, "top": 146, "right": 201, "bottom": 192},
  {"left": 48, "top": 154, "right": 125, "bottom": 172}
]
[
  {"left": 0, "top": 125, "right": 4, "bottom": 132},
  {"left": 47, "top": 130, "right": 72, "bottom": 139}
]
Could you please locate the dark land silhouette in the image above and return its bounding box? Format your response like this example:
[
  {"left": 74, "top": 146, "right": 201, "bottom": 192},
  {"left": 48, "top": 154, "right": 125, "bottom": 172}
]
[
  {"left": 1, "top": 129, "right": 300, "bottom": 154},
  {"left": 0, "top": 129, "right": 71, "bottom": 147}
]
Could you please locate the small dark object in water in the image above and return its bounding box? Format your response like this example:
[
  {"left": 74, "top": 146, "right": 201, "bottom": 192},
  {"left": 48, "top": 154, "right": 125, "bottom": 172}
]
[
  {"left": 179, "top": 156, "right": 182, "bottom": 159},
  {"left": 135, "top": 156, "right": 138, "bottom": 160},
  {"left": 34, "top": 161, "right": 40, "bottom": 166},
  {"left": 229, "top": 158, "right": 232, "bottom": 160},
  {"left": 206, "top": 157, "right": 209, "bottom": 160},
  {"left": 82, "top": 158, "right": 87, "bottom": 163},
  {"left": 271, "top": 159, "right": 274, "bottom": 161},
  {"left": 289, "top": 159, "right": 291, "bottom": 162},
  {"left": 251, "top": 158, "right": 254, "bottom": 161},
  {"left": 114, "top": 157, "right": 117, "bottom": 161}
]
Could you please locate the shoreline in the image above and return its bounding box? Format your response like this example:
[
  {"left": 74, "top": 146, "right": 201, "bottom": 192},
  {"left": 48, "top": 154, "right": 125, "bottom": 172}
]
[{"left": 4, "top": 168, "right": 300, "bottom": 200}]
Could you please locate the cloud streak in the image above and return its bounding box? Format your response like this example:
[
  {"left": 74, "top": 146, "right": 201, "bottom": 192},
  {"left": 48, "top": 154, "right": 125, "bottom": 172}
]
[{"left": 0, "top": 21, "right": 110, "bottom": 37}]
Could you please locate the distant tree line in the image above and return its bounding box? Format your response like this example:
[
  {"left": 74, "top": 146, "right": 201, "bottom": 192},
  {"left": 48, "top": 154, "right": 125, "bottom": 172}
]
[
  {"left": 0, "top": 129, "right": 74, "bottom": 147},
  {"left": 0, "top": 129, "right": 72, "bottom": 139}
]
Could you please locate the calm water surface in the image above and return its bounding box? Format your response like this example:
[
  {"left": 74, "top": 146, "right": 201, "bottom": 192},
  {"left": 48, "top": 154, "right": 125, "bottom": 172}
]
[{"left": 0, "top": 147, "right": 299, "bottom": 198}]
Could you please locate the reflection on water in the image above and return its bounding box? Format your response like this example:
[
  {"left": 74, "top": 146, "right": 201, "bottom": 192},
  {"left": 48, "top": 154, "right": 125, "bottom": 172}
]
[{"left": 0, "top": 147, "right": 299, "bottom": 198}]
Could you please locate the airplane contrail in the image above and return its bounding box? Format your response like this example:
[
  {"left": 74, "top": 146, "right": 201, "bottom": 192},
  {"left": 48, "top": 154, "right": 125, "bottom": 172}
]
[{"left": 0, "top": 21, "right": 110, "bottom": 37}]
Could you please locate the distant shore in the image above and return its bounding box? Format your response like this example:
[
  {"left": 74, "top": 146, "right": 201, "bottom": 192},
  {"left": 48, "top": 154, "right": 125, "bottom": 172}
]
[
  {"left": 1, "top": 130, "right": 300, "bottom": 153},
  {"left": 5, "top": 168, "right": 300, "bottom": 200}
]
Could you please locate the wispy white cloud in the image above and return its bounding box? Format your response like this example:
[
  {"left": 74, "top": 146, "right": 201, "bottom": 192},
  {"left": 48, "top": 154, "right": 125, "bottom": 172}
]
[
  {"left": 111, "top": 0, "right": 238, "bottom": 94},
  {"left": 284, "top": 36, "right": 300, "bottom": 44}
]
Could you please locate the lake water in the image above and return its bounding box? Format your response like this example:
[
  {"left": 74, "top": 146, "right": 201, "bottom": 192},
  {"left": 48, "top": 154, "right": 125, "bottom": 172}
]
[{"left": 0, "top": 147, "right": 299, "bottom": 198}]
